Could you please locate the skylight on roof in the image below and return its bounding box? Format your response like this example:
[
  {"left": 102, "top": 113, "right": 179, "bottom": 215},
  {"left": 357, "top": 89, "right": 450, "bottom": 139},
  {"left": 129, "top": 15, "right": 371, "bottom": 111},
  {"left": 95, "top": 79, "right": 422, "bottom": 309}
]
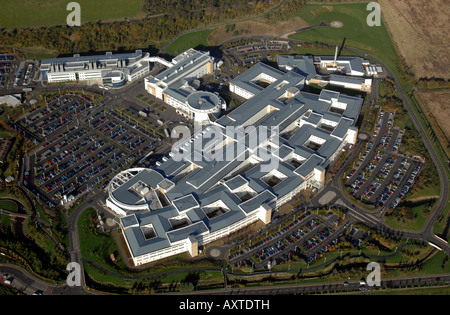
[
  {"left": 202, "top": 200, "right": 230, "bottom": 220},
  {"left": 141, "top": 224, "right": 157, "bottom": 240},
  {"left": 261, "top": 169, "right": 288, "bottom": 187},
  {"left": 304, "top": 135, "right": 326, "bottom": 152}
]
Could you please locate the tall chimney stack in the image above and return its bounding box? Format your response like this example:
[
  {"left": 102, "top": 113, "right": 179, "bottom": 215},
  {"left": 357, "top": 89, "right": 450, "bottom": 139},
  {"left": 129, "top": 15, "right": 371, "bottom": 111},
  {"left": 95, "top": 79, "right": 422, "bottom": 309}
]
[{"left": 334, "top": 46, "right": 338, "bottom": 68}]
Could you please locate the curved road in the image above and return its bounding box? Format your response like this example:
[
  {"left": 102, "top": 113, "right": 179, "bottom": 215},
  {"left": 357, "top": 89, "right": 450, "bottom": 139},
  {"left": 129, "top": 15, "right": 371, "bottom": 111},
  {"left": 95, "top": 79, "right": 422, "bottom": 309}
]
[{"left": 161, "top": 0, "right": 290, "bottom": 52}]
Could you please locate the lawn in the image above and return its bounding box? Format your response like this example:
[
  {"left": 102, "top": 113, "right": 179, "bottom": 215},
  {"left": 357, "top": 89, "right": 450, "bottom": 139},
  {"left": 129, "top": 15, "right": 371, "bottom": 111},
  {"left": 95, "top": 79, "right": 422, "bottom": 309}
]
[
  {"left": 421, "top": 251, "right": 450, "bottom": 274},
  {"left": 78, "top": 208, "right": 125, "bottom": 271},
  {"left": 288, "top": 3, "right": 399, "bottom": 75},
  {"left": 0, "top": 214, "right": 13, "bottom": 231},
  {"left": 384, "top": 202, "right": 433, "bottom": 231},
  {"left": 0, "top": 200, "right": 18, "bottom": 213},
  {"left": 0, "top": 0, "right": 146, "bottom": 29},
  {"left": 165, "top": 29, "right": 216, "bottom": 56}
]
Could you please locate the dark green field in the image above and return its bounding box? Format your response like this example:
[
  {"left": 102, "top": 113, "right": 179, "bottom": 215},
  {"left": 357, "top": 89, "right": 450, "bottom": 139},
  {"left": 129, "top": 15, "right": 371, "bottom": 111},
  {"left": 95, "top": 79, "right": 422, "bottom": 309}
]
[
  {"left": 0, "top": 0, "right": 146, "bottom": 29},
  {"left": 0, "top": 200, "right": 18, "bottom": 213},
  {"left": 165, "top": 29, "right": 216, "bottom": 56},
  {"left": 288, "top": 3, "right": 398, "bottom": 74}
]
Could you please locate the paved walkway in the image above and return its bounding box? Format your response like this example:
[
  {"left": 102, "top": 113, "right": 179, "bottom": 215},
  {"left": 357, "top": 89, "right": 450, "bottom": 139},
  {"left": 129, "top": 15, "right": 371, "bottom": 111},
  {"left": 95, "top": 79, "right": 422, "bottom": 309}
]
[
  {"left": 318, "top": 191, "right": 337, "bottom": 205},
  {"left": 205, "top": 245, "right": 230, "bottom": 260}
]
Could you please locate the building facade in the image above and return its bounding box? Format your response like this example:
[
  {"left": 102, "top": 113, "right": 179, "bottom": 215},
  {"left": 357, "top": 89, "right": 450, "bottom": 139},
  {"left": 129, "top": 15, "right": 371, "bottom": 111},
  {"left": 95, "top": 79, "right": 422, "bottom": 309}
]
[
  {"left": 144, "top": 49, "right": 223, "bottom": 125},
  {"left": 40, "top": 50, "right": 151, "bottom": 88},
  {"left": 277, "top": 55, "right": 377, "bottom": 92}
]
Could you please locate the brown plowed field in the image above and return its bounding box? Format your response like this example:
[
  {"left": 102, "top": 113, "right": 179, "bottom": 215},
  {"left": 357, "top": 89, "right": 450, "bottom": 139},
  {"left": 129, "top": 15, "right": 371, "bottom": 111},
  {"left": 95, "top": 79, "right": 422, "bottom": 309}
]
[
  {"left": 379, "top": 0, "right": 449, "bottom": 80},
  {"left": 418, "top": 90, "right": 450, "bottom": 140}
]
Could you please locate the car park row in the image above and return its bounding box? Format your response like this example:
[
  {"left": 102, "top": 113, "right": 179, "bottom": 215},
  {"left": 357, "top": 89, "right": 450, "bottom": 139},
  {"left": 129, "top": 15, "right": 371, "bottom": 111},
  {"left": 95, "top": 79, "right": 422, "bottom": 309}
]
[
  {"left": 229, "top": 210, "right": 346, "bottom": 269},
  {"left": 19, "top": 94, "right": 95, "bottom": 142},
  {"left": 18, "top": 93, "right": 157, "bottom": 205},
  {"left": 224, "top": 39, "right": 290, "bottom": 67},
  {"left": 0, "top": 52, "right": 22, "bottom": 89},
  {"left": 345, "top": 109, "right": 425, "bottom": 210}
]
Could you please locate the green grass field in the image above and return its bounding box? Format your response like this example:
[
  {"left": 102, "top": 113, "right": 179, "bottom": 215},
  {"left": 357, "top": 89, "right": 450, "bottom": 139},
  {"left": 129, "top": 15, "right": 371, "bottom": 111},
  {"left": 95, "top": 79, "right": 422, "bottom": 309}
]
[
  {"left": 288, "top": 3, "right": 398, "bottom": 74},
  {"left": 0, "top": 0, "right": 146, "bottom": 29},
  {"left": 0, "top": 214, "right": 13, "bottom": 230},
  {"left": 165, "top": 29, "right": 216, "bottom": 56},
  {"left": 0, "top": 200, "right": 18, "bottom": 213}
]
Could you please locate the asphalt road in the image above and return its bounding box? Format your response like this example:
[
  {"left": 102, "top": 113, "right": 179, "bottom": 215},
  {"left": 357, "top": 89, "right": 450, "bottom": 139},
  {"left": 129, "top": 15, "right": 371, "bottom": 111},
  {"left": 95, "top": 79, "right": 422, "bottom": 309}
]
[{"left": 169, "top": 274, "right": 450, "bottom": 295}]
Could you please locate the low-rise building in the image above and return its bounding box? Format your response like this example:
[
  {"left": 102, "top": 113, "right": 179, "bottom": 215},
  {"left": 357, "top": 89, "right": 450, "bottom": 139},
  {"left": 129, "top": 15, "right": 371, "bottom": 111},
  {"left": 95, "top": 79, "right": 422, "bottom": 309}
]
[
  {"left": 40, "top": 50, "right": 151, "bottom": 88},
  {"left": 0, "top": 94, "right": 22, "bottom": 107},
  {"left": 107, "top": 59, "right": 363, "bottom": 266},
  {"left": 145, "top": 49, "right": 223, "bottom": 125},
  {"left": 277, "top": 55, "right": 374, "bottom": 91},
  {"left": 317, "top": 56, "right": 369, "bottom": 77}
]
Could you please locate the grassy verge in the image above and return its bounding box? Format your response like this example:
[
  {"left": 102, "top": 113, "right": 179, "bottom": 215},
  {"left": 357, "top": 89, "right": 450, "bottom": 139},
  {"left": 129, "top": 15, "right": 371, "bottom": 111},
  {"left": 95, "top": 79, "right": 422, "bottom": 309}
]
[
  {"left": 434, "top": 202, "right": 450, "bottom": 242},
  {"left": 78, "top": 208, "right": 127, "bottom": 282},
  {"left": 78, "top": 208, "right": 222, "bottom": 291},
  {"left": 384, "top": 200, "right": 435, "bottom": 231},
  {"left": 228, "top": 243, "right": 447, "bottom": 291}
]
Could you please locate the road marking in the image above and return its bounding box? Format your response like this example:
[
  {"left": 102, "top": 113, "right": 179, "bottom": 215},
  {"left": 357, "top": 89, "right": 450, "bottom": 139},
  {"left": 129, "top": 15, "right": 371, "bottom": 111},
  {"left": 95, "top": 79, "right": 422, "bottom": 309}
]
[{"left": 348, "top": 209, "right": 379, "bottom": 225}]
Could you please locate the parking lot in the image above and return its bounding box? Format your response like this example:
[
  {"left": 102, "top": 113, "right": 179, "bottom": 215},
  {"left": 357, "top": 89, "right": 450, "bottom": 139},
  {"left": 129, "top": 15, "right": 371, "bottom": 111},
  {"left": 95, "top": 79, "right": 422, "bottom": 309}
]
[
  {"left": 123, "top": 81, "right": 194, "bottom": 134},
  {"left": 15, "top": 62, "right": 37, "bottom": 87},
  {"left": 224, "top": 38, "right": 291, "bottom": 68},
  {"left": 0, "top": 52, "right": 21, "bottom": 90},
  {"left": 228, "top": 209, "right": 347, "bottom": 270},
  {"left": 18, "top": 93, "right": 159, "bottom": 205},
  {"left": 345, "top": 226, "right": 369, "bottom": 248},
  {"left": 345, "top": 110, "right": 424, "bottom": 209}
]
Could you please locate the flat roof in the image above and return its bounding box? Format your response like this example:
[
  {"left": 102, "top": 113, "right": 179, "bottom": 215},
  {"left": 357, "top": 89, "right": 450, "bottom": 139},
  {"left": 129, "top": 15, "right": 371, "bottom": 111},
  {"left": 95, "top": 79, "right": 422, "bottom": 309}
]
[
  {"left": 278, "top": 55, "right": 317, "bottom": 80},
  {"left": 41, "top": 50, "right": 143, "bottom": 66},
  {"left": 110, "top": 169, "right": 165, "bottom": 207},
  {"left": 109, "top": 57, "right": 363, "bottom": 260},
  {"left": 186, "top": 91, "right": 220, "bottom": 111},
  {"left": 154, "top": 50, "right": 212, "bottom": 84},
  {"left": 173, "top": 194, "right": 200, "bottom": 212}
]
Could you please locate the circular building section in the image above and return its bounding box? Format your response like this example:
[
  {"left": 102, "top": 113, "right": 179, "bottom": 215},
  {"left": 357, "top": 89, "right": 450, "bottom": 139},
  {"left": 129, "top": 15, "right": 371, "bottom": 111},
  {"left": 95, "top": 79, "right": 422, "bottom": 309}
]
[
  {"left": 186, "top": 91, "right": 223, "bottom": 125},
  {"left": 106, "top": 168, "right": 167, "bottom": 216},
  {"left": 102, "top": 70, "right": 127, "bottom": 88}
]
